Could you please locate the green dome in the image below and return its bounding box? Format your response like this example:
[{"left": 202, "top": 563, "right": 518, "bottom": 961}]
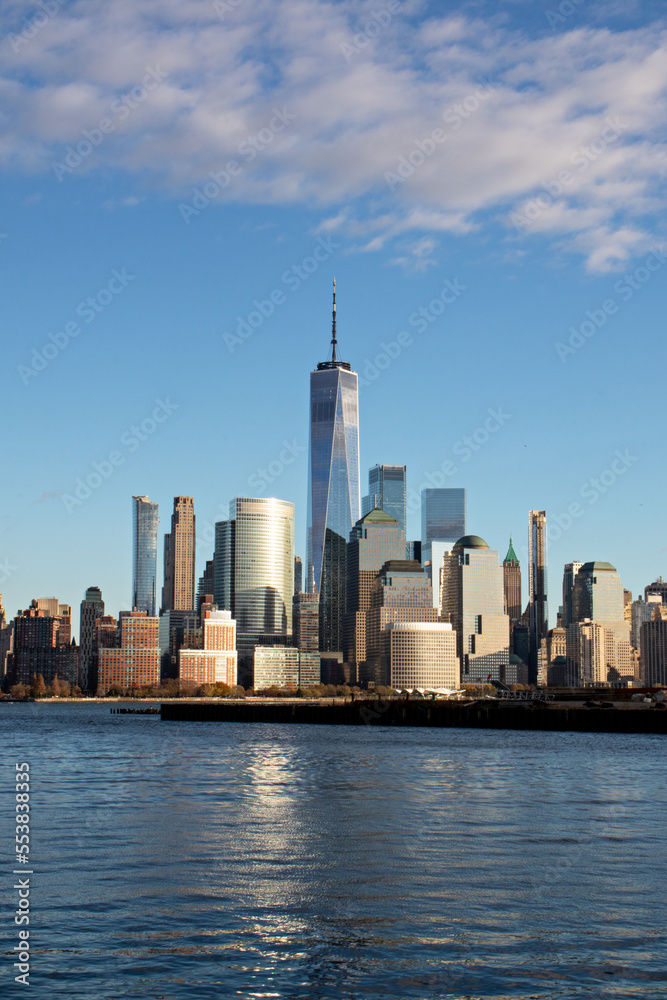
[
  {"left": 581, "top": 561, "right": 616, "bottom": 572},
  {"left": 454, "top": 534, "right": 489, "bottom": 549}
]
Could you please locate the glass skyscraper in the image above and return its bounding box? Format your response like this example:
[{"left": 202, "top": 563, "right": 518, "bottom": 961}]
[
  {"left": 307, "top": 282, "right": 360, "bottom": 650},
  {"left": 421, "top": 488, "right": 466, "bottom": 547},
  {"left": 362, "top": 465, "right": 406, "bottom": 536},
  {"left": 214, "top": 497, "right": 295, "bottom": 686},
  {"left": 132, "top": 495, "right": 159, "bottom": 617}
]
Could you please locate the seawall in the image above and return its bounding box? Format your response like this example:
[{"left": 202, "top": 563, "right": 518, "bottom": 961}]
[{"left": 160, "top": 699, "right": 667, "bottom": 734}]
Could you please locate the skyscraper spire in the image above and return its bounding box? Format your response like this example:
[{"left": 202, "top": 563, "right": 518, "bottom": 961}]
[{"left": 331, "top": 277, "right": 337, "bottom": 363}]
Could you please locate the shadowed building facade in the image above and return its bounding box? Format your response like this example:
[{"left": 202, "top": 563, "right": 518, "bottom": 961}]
[
  {"left": 365, "top": 560, "right": 437, "bottom": 687},
  {"left": 162, "top": 496, "right": 196, "bottom": 612},
  {"left": 79, "top": 586, "right": 105, "bottom": 692},
  {"left": 307, "top": 282, "right": 360, "bottom": 652}
]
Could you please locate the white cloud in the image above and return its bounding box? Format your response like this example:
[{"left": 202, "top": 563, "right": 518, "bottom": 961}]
[{"left": 1, "top": 0, "right": 666, "bottom": 270}]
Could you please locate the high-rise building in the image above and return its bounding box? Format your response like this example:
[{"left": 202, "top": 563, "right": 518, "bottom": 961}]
[
  {"left": 528, "top": 510, "right": 548, "bottom": 684},
  {"left": 214, "top": 497, "right": 294, "bottom": 685},
  {"left": 307, "top": 281, "right": 360, "bottom": 651},
  {"left": 294, "top": 556, "right": 303, "bottom": 595},
  {"left": 293, "top": 592, "right": 320, "bottom": 652},
  {"left": 178, "top": 609, "right": 237, "bottom": 687},
  {"left": 565, "top": 561, "right": 632, "bottom": 685},
  {"left": 99, "top": 610, "right": 160, "bottom": 691},
  {"left": 159, "top": 609, "right": 200, "bottom": 680},
  {"left": 9, "top": 601, "right": 78, "bottom": 687},
  {"left": 562, "top": 562, "right": 583, "bottom": 628},
  {"left": 362, "top": 465, "right": 407, "bottom": 536},
  {"left": 344, "top": 508, "right": 406, "bottom": 682},
  {"left": 365, "top": 559, "right": 438, "bottom": 687},
  {"left": 503, "top": 537, "right": 521, "bottom": 621},
  {"left": 631, "top": 595, "right": 662, "bottom": 650},
  {"left": 440, "top": 535, "right": 519, "bottom": 685},
  {"left": 197, "top": 559, "right": 215, "bottom": 617},
  {"left": 161, "top": 496, "right": 196, "bottom": 612},
  {"left": 538, "top": 627, "right": 567, "bottom": 685},
  {"left": 383, "top": 621, "right": 459, "bottom": 691},
  {"left": 0, "top": 594, "right": 12, "bottom": 684},
  {"left": 641, "top": 604, "right": 667, "bottom": 686},
  {"left": 420, "top": 488, "right": 466, "bottom": 610},
  {"left": 132, "top": 496, "right": 159, "bottom": 616},
  {"left": 253, "top": 646, "right": 321, "bottom": 690},
  {"left": 79, "top": 586, "right": 105, "bottom": 692},
  {"left": 645, "top": 577, "right": 667, "bottom": 604}
]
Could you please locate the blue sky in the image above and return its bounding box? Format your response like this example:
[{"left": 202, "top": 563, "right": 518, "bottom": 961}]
[{"left": 1, "top": 0, "right": 666, "bottom": 629}]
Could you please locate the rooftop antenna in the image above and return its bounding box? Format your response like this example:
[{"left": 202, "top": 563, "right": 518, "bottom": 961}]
[{"left": 331, "top": 278, "right": 337, "bottom": 363}]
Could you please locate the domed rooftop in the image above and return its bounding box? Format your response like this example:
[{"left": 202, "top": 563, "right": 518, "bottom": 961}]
[
  {"left": 581, "top": 561, "right": 617, "bottom": 572},
  {"left": 454, "top": 534, "right": 489, "bottom": 549},
  {"left": 358, "top": 508, "right": 398, "bottom": 524}
]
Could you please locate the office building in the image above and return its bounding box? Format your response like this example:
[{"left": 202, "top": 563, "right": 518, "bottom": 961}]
[
  {"left": 0, "top": 594, "right": 12, "bottom": 683},
  {"left": 503, "top": 537, "right": 522, "bottom": 621},
  {"left": 79, "top": 586, "right": 105, "bottom": 692},
  {"left": 528, "top": 510, "right": 548, "bottom": 683},
  {"left": 645, "top": 577, "right": 667, "bottom": 604},
  {"left": 307, "top": 281, "right": 360, "bottom": 651},
  {"left": 197, "top": 559, "right": 215, "bottom": 617},
  {"left": 641, "top": 605, "right": 667, "bottom": 686},
  {"left": 214, "top": 497, "right": 294, "bottom": 686},
  {"left": 440, "top": 535, "right": 518, "bottom": 684},
  {"left": 566, "top": 619, "right": 633, "bottom": 686},
  {"left": 538, "top": 627, "right": 567, "bottom": 686},
  {"left": 178, "top": 609, "right": 237, "bottom": 687},
  {"left": 362, "top": 465, "right": 407, "bottom": 536},
  {"left": 253, "top": 646, "right": 321, "bottom": 690},
  {"left": 383, "top": 621, "right": 459, "bottom": 690},
  {"left": 132, "top": 496, "right": 159, "bottom": 616},
  {"left": 98, "top": 610, "right": 160, "bottom": 691},
  {"left": 294, "top": 556, "right": 303, "bottom": 595},
  {"left": 421, "top": 489, "right": 466, "bottom": 610},
  {"left": 159, "top": 609, "right": 199, "bottom": 680},
  {"left": 631, "top": 595, "right": 662, "bottom": 650},
  {"left": 9, "top": 601, "right": 78, "bottom": 687},
  {"left": 365, "top": 560, "right": 438, "bottom": 687},
  {"left": 562, "top": 562, "right": 583, "bottom": 628},
  {"left": 344, "top": 508, "right": 406, "bottom": 682},
  {"left": 162, "top": 496, "right": 196, "bottom": 612},
  {"left": 293, "top": 592, "right": 320, "bottom": 652}
]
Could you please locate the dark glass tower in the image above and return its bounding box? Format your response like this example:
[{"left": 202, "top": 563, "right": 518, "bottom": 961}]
[
  {"left": 362, "top": 465, "right": 407, "bottom": 535},
  {"left": 132, "top": 496, "right": 159, "bottom": 617},
  {"left": 307, "top": 281, "right": 360, "bottom": 651},
  {"left": 528, "top": 509, "right": 548, "bottom": 684}
]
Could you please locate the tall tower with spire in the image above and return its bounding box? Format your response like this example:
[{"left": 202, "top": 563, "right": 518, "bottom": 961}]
[
  {"left": 503, "top": 537, "right": 522, "bottom": 622},
  {"left": 307, "top": 281, "right": 360, "bottom": 653}
]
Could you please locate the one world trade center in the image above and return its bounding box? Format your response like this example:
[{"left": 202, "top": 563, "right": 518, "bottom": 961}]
[{"left": 307, "top": 281, "right": 360, "bottom": 652}]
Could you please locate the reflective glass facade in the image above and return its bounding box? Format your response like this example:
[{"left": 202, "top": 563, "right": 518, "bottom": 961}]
[
  {"left": 363, "top": 465, "right": 406, "bottom": 536},
  {"left": 421, "top": 489, "right": 466, "bottom": 546},
  {"left": 307, "top": 365, "right": 360, "bottom": 597},
  {"left": 572, "top": 562, "right": 625, "bottom": 623},
  {"left": 132, "top": 496, "right": 159, "bottom": 617}
]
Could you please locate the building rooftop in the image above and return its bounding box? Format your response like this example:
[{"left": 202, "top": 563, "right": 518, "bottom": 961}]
[
  {"left": 580, "top": 561, "right": 617, "bottom": 572},
  {"left": 357, "top": 508, "right": 398, "bottom": 525},
  {"left": 454, "top": 534, "right": 489, "bottom": 549},
  {"left": 504, "top": 536, "right": 519, "bottom": 564}
]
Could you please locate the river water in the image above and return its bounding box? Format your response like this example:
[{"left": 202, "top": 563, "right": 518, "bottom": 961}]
[{"left": 2, "top": 702, "right": 666, "bottom": 999}]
